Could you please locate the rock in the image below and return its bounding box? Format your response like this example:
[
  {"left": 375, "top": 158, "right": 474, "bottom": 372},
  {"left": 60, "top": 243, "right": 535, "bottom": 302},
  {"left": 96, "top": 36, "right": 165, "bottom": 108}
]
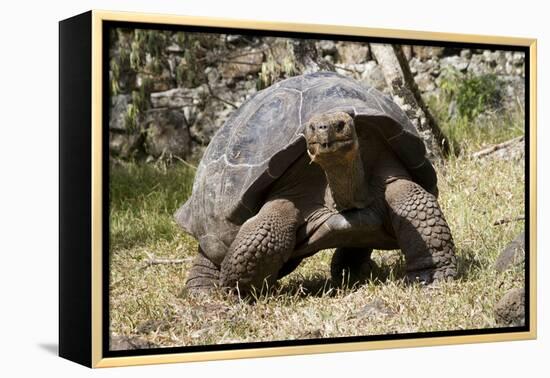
[
  {"left": 495, "top": 232, "right": 525, "bottom": 273},
  {"left": 467, "top": 50, "right": 520, "bottom": 76},
  {"left": 150, "top": 87, "right": 204, "bottom": 109},
  {"left": 414, "top": 72, "right": 436, "bottom": 92},
  {"left": 360, "top": 61, "right": 387, "bottom": 91},
  {"left": 488, "top": 51, "right": 509, "bottom": 73},
  {"left": 505, "top": 60, "right": 514, "bottom": 75},
  {"left": 109, "top": 132, "right": 141, "bottom": 159},
  {"left": 109, "top": 94, "right": 131, "bottom": 131},
  {"left": 225, "top": 35, "right": 242, "bottom": 44},
  {"left": 322, "top": 55, "right": 335, "bottom": 65},
  {"left": 503, "top": 75, "right": 526, "bottom": 101},
  {"left": 408, "top": 58, "right": 420, "bottom": 74},
  {"left": 440, "top": 55, "right": 469, "bottom": 72},
  {"left": 225, "top": 34, "right": 257, "bottom": 46},
  {"left": 460, "top": 49, "right": 472, "bottom": 59},
  {"left": 190, "top": 105, "right": 232, "bottom": 146},
  {"left": 412, "top": 46, "right": 445, "bottom": 61},
  {"left": 143, "top": 109, "right": 191, "bottom": 159},
  {"left": 409, "top": 58, "right": 440, "bottom": 81},
  {"left": 110, "top": 335, "right": 156, "bottom": 351},
  {"left": 336, "top": 41, "right": 369, "bottom": 64},
  {"left": 334, "top": 63, "right": 365, "bottom": 76},
  {"left": 467, "top": 53, "right": 485, "bottom": 75},
  {"left": 486, "top": 50, "right": 506, "bottom": 64},
  {"left": 150, "top": 78, "right": 255, "bottom": 158},
  {"left": 220, "top": 49, "right": 264, "bottom": 80},
  {"left": 494, "top": 287, "right": 525, "bottom": 327},
  {"left": 482, "top": 50, "right": 494, "bottom": 61},
  {"left": 512, "top": 51, "right": 525, "bottom": 66},
  {"left": 204, "top": 66, "right": 221, "bottom": 83},
  {"left": 317, "top": 40, "right": 337, "bottom": 56},
  {"left": 166, "top": 43, "right": 183, "bottom": 53}
]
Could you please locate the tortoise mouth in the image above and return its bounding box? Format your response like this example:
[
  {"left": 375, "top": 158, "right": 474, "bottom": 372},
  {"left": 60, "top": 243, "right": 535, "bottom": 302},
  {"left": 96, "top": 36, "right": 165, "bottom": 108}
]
[{"left": 308, "top": 138, "right": 355, "bottom": 156}]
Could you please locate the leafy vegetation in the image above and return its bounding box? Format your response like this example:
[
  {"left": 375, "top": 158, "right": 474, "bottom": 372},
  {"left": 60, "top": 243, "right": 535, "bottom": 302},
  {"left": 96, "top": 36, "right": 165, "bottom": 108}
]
[{"left": 439, "top": 67, "right": 504, "bottom": 120}]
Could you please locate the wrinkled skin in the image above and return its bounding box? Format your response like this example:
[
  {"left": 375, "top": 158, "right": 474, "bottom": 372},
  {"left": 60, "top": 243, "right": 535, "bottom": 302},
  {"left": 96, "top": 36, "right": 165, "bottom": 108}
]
[{"left": 186, "top": 112, "right": 457, "bottom": 294}]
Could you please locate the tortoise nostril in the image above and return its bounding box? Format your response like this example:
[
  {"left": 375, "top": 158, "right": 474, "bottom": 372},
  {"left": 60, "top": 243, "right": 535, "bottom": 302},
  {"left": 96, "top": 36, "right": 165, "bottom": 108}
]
[{"left": 319, "top": 124, "right": 328, "bottom": 131}]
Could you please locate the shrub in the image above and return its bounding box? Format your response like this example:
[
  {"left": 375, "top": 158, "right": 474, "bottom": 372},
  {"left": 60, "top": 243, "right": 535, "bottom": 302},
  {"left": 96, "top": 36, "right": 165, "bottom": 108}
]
[{"left": 440, "top": 67, "right": 504, "bottom": 120}]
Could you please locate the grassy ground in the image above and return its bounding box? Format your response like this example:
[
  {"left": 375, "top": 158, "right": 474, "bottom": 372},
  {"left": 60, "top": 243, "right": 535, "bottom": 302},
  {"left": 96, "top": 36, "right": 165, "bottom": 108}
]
[{"left": 109, "top": 109, "right": 525, "bottom": 348}]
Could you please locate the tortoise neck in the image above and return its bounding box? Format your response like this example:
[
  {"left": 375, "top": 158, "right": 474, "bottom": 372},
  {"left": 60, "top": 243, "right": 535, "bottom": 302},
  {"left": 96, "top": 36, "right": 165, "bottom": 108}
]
[{"left": 320, "top": 148, "right": 367, "bottom": 211}]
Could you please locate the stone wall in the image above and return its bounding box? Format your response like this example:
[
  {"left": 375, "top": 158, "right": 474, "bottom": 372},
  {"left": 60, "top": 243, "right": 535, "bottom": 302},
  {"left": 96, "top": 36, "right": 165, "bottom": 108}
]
[{"left": 108, "top": 32, "right": 525, "bottom": 162}]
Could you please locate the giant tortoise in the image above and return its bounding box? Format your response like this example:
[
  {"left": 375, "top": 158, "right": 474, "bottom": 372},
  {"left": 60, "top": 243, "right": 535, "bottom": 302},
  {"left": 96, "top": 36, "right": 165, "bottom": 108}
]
[{"left": 175, "top": 71, "right": 457, "bottom": 294}]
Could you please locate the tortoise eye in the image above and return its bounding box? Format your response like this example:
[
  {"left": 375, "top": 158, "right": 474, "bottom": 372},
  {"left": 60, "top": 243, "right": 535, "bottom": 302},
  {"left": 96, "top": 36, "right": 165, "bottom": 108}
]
[{"left": 336, "top": 121, "right": 345, "bottom": 132}]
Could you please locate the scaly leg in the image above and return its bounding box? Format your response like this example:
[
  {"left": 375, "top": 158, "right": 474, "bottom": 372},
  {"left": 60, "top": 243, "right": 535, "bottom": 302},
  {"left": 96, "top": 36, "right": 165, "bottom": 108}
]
[
  {"left": 220, "top": 199, "right": 300, "bottom": 294},
  {"left": 386, "top": 179, "right": 457, "bottom": 283}
]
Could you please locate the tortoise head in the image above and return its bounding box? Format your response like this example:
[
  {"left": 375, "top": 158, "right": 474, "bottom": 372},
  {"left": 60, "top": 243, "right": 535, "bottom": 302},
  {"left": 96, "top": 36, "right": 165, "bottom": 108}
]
[
  {"left": 304, "top": 111, "right": 366, "bottom": 211},
  {"left": 305, "top": 112, "right": 358, "bottom": 164}
]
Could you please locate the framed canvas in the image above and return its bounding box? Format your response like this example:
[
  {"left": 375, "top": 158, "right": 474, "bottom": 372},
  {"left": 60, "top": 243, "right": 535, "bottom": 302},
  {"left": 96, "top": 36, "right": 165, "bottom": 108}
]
[{"left": 59, "top": 10, "right": 537, "bottom": 368}]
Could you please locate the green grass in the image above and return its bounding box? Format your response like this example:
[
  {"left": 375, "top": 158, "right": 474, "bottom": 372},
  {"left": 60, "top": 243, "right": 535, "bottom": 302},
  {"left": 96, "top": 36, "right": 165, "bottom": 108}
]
[
  {"left": 110, "top": 161, "right": 196, "bottom": 251},
  {"left": 109, "top": 110, "right": 525, "bottom": 348}
]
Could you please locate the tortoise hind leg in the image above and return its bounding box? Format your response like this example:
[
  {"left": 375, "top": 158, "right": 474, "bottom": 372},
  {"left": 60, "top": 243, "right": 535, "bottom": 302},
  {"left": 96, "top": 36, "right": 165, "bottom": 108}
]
[
  {"left": 220, "top": 199, "right": 300, "bottom": 295},
  {"left": 330, "top": 247, "right": 377, "bottom": 286},
  {"left": 185, "top": 248, "right": 220, "bottom": 293},
  {"left": 277, "top": 256, "right": 304, "bottom": 279},
  {"left": 385, "top": 179, "right": 457, "bottom": 283}
]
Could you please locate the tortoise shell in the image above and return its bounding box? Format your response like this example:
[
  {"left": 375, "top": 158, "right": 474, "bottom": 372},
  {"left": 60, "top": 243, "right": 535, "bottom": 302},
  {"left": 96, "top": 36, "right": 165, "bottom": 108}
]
[{"left": 175, "top": 71, "right": 436, "bottom": 260}]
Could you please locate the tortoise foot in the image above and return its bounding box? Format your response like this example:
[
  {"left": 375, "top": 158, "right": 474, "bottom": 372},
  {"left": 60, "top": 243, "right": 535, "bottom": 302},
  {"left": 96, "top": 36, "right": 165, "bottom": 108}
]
[
  {"left": 185, "top": 252, "right": 220, "bottom": 293},
  {"left": 405, "top": 265, "right": 456, "bottom": 285}
]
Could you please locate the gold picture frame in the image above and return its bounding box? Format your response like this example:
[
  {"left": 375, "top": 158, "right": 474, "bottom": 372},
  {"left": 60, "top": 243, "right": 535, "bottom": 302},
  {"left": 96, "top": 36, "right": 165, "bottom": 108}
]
[{"left": 59, "top": 9, "right": 537, "bottom": 368}]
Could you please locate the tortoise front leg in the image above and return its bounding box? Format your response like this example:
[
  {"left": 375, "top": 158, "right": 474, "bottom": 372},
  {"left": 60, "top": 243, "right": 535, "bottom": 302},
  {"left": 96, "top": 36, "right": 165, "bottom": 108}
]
[
  {"left": 220, "top": 199, "right": 300, "bottom": 294},
  {"left": 385, "top": 179, "right": 457, "bottom": 283}
]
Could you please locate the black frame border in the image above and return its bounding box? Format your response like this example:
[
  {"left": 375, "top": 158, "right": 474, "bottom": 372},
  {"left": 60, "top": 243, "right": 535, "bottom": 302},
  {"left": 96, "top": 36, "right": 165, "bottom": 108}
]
[
  {"left": 100, "top": 19, "right": 531, "bottom": 360},
  {"left": 59, "top": 11, "right": 93, "bottom": 367}
]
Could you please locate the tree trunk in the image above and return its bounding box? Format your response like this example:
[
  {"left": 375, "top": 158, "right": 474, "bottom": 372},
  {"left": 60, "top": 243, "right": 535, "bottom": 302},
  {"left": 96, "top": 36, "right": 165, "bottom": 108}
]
[{"left": 370, "top": 43, "right": 455, "bottom": 159}]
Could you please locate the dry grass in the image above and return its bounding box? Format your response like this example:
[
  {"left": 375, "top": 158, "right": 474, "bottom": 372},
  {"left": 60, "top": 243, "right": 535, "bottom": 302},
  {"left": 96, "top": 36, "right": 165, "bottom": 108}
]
[{"left": 109, "top": 112, "right": 525, "bottom": 349}]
